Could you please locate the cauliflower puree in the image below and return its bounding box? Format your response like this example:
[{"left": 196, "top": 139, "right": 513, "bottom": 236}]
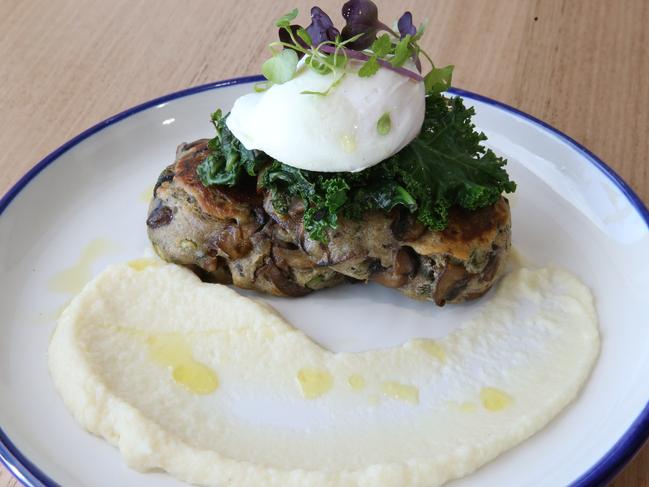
[{"left": 49, "top": 261, "right": 599, "bottom": 487}]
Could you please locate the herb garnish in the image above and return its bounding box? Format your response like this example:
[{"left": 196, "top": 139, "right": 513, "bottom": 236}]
[{"left": 260, "top": 1, "right": 453, "bottom": 96}]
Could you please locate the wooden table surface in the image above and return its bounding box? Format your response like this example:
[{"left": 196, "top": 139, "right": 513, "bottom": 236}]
[{"left": 1, "top": 0, "right": 647, "bottom": 485}]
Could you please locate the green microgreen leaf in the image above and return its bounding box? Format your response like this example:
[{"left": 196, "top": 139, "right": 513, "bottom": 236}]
[
  {"left": 377, "top": 112, "right": 391, "bottom": 135},
  {"left": 301, "top": 73, "right": 346, "bottom": 96},
  {"left": 358, "top": 55, "right": 380, "bottom": 77},
  {"left": 297, "top": 27, "right": 313, "bottom": 46},
  {"left": 331, "top": 49, "right": 348, "bottom": 69},
  {"left": 262, "top": 49, "right": 299, "bottom": 84},
  {"left": 391, "top": 35, "right": 412, "bottom": 68},
  {"left": 275, "top": 8, "right": 298, "bottom": 28},
  {"left": 370, "top": 34, "right": 392, "bottom": 57},
  {"left": 424, "top": 64, "right": 454, "bottom": 94},
  {"left": 412, "top": 19, "right": 428, "bottom": 42},
  {"left": 305, "top": 54, "right": 332, "bottom": 75},
  {"left": 254, "top": 81, "right": 272, "bottom": 93},
  {"left": 210, "top": 108, "right": 223, "bottom": 127},
  {"left": 301, "top": 90, "right": 328, "bottom": 96},
  {"left": 338, "top": 32, "right": 366, "bottom": 47}
]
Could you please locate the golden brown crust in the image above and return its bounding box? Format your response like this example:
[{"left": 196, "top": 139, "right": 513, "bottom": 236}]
[
  {"left": 172, "top": 139, "right": 261, "bottom": 223},
  {"left": 408, "top": 198, "right": 510, "bottom": 262}
]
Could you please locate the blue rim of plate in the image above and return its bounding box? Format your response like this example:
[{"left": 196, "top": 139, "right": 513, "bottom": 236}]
[{"left": 0, "top": 75, "right": 648, "bottom": 487}]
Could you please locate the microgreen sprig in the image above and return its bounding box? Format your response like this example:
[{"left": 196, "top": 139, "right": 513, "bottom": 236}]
[{"left": 260, "top": 2, "right": 454, "bottom": 96}]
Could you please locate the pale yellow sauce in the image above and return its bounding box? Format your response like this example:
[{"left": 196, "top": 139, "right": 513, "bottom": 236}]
[
  {"left": 381, "top": 381, "right": 419, "bottom": 404},
  {"left": 48, "top": 239, "right": 117, "bottom": 294},
  {"left": 417, "top": 340, "right": 447, "bottom": 363},
  {"left": 296, "top": 368, "right": 333, "bottom": 399},
  {"left": 340, "top": 134, "right": 357, "bottom": 153},
  {"left": 147, "top": 333, "right": 219, "bottom": 395},
  {"left": 128, "top": 258, "right": 160, "bottom": 271},
  {"left": 459, "top": 402, "right": 477, "bottom": 413},
  {"left": 480, "top": 387, "right": 512, "bottom": 412},
  {"left": 140, "top": 185, "right": 155, "bottom": 204},
  {"left": 347, "top": 374, "right": 365, "bottom": 391}
]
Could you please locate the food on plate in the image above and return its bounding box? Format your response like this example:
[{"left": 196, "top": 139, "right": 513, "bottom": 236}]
[
  {"left": 146, "top": 1, "right": 516, "bottom": 305},
  {"left": 49, "top": 261, "right": 600, "bottom": 487}
]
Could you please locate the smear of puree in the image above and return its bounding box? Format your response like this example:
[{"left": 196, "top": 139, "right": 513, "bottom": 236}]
[{"left": 49, "top": 262, "right": 599, "bottom": 487}]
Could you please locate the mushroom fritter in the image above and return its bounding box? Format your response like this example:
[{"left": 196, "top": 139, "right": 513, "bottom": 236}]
[{"left": 147, "top": 139, "right": 511, "bottom": 305}]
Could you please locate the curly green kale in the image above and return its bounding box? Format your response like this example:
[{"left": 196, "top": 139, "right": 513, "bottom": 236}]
[
  {"left": 198, "top": 93, "right": 516, "bottom": 242},
  {"left": 196, "top": 110, "right": 267, "bottom": 186}
]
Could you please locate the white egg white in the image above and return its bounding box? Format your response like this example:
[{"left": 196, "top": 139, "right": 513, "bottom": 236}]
[{"left": 226, "top": 60, "right": 425, "bottom": 172}]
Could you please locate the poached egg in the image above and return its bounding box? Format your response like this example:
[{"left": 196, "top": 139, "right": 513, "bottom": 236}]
[{"left": 226, "top": 60, "right": 425, "bottom": 172}]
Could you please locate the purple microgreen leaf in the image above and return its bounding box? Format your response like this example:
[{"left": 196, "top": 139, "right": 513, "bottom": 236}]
[
  {"left": 370, "top": 33, "right": 392, "bottom": 57},
  {"left": 306, "top": 7, "right": 340, "bottom": 45},
  {"left": 377, "top": 112, "right": 391, "bottom": 135},
  {"left": 358, "top": 55, "right": 380, "bottom": 77},
  {"left": 340, "top": 0, "right": 380, "bottom": 50},
  {"left": 424, "top": 64, "right": 454, "bottom": 94},
  {"left": 391, "top": 34, "right": 412, "bottom": 67},
  {"left": 262, "top": 49, "right": 299, "bottom": 84},
  {"left": 397, "top": 11, "right": 417, "bottom": 38},
  {"left": 275, "top": 8, "right": 299, "bottom": 28}
]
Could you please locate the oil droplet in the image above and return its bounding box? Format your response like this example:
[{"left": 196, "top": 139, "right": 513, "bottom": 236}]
[
  {"left": 140, "top": 185, "right": 155, "bottom": 204},
  {"left": 297, "top": 368, "right": 333, "bottom": 399},
  {"left": 459, "top": 401, "right": 477, "bottom": 413},
  {"left": 340, "top": 134, "right": 357, "bottom": 153},
  {"left": 480, "top": 387, "right": 512, "bottom": 412},
  {"left": 381, "top": 381, "right": 419, "bottom": 404},
  {"left": 148, "top": 333, "right": 219, "bottom": 395},
  {"left": 418, "top": 340, "right": 447, "bottom": 363},
  {"left": 128, "top": 258, "right": 160, "bottom": 271},
  {"left": 347, "top": 374, "right": 365, "bottom": 391},
  {"left": 48, "top": 239, "right": 117, "bottom": 294}
]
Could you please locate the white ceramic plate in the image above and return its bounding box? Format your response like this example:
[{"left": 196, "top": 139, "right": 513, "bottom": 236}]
[{"left": 1, "top": 77, "right": 648, "bottom": 487}]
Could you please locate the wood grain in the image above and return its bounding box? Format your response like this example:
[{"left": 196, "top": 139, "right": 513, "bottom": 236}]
[{"left": 0, "top": 0, "right": 647, "bottom": 485}]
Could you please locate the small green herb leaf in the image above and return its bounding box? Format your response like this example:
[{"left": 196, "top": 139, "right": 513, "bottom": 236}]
[
  {"left": 391, "top": 35, "right": 412, "bottom": 68},
  {"left": 262, "top": 49, "right": 299, "bottom": 84},
  {"left": 253, "top": 81, "right": 272, "bottom": 93},
  {"left": 424, "top": 64, "right": 454, "bottom": 94},
  {"left": 197, "top": 112, "right": 267, "bottom": 187},
  {"left": 305, "top": 54, "right": 332, "bottom": 75},
  {"left": 297, "top": 27, "right": 313, "bottom": 46},
  {"left": 358, "top": 55, "right": 380, "bottom": 77},
  {"left": 275, "top": 8, "right": 298, "bottom": 28},
  {"left": 370, "top": 34, "right": 392, "bottom": 58},
  {"left": 377, "top": 112, "right": 391, "bottom": 135},
  {"left": 412, "top": 19, "right": 428, "bottom": 42}
]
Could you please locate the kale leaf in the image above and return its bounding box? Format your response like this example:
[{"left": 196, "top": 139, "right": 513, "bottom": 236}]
[{"left": 196, "top": 110, "right": 267, "bottom": 187}]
